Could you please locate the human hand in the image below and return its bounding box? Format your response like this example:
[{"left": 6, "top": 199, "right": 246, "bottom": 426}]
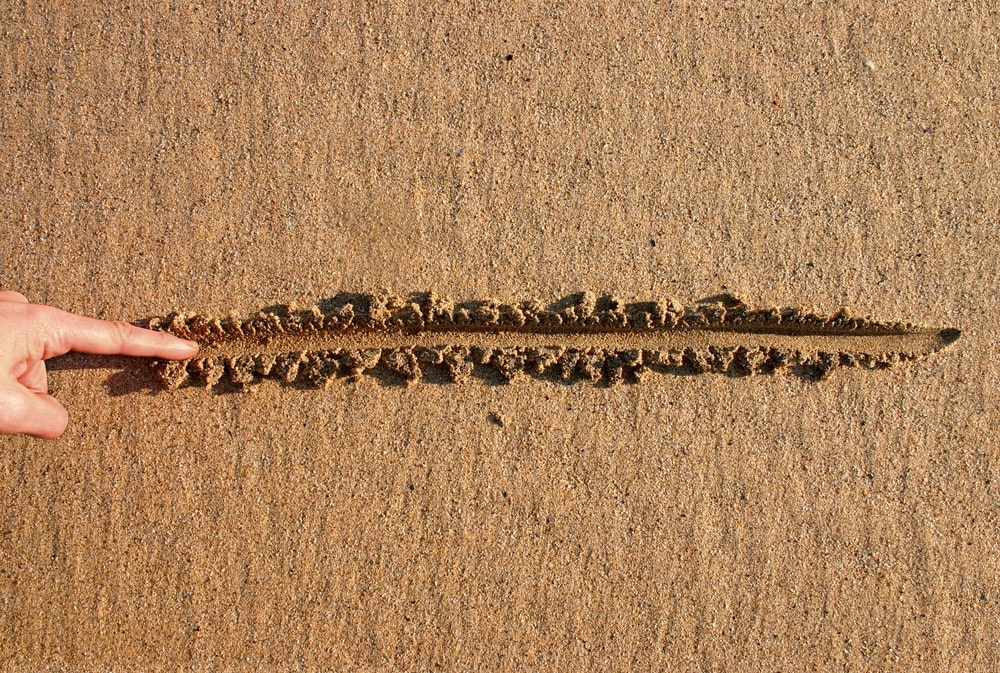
[{"left": 0, "top": 291, "right": 198, "bottom": 439}]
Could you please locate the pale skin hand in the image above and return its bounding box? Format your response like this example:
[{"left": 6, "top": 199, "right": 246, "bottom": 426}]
[{"left": 0, "top": 291, "right": 198, "bottom": 439}]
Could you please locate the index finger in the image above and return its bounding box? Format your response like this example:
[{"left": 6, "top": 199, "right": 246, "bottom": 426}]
[{"left": 40, "top": 308, "right": 199, "bottom": 360}]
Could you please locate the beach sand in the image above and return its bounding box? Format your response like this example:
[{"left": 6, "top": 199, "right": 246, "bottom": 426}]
[{"left": 1, "top": 3, "right": 996, "bottom": 670}]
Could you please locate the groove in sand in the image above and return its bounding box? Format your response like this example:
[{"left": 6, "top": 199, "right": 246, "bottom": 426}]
[
  {"left": 195, "top": 327, "right": 951, "bottom": 359},
  {"left": 147, "top": 292, "right": 960, "bottom": 389}
]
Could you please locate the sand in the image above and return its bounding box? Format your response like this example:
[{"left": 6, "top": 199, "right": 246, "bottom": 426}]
[
  {"left": 1, "top": 2, "right": 997, "bottom": 671},
  {"left": 146, "top": 292, "right": 960, "bottom": 388}
]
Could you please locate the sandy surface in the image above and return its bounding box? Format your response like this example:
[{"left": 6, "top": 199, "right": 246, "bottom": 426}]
[{"left": 1, "top": 3, "right": 997, "bottom": 670}]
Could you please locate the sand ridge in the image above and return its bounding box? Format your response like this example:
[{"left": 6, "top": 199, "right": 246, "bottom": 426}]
[{"left": 147, "top": 292, "right": 960, "bottom": 389}]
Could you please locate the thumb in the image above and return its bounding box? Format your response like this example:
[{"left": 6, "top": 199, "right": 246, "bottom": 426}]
[{"left": 0, "top": 383, "right": 69, "bottom": 439}]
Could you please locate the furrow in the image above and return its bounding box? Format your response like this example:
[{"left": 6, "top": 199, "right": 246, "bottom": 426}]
[{"left": 146, "top": 292, "right": 960, "bottom": 389}]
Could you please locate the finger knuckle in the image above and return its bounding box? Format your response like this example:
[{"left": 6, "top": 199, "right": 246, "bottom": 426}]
[
  {"left": 111, "top": 320, "right": 137, "bottom": 344},
  {"left": 0, "top": 290, "right": 28, "bottom": 303},
  {"left": 0, "top": 302, "right": 29, "bottom": 321},
  {"left": 23, "top": 304, "right": 49, "bottom": 322}
]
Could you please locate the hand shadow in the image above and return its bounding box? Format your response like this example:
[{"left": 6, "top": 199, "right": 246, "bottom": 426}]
[{"left": 46, "top": 353, "right": 163, "bottom": 397}]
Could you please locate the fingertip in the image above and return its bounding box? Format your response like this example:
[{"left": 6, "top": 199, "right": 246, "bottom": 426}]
[{"left": 162, "top": 336, "right": 200, "bottom": 360}]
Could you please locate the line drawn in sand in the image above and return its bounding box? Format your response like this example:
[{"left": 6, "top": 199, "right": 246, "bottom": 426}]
[{"left": 147, "top": 292, "right": 961, "bottom": 390}]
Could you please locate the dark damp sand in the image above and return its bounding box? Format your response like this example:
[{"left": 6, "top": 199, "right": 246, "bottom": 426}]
[{"left": 0, "top": 3, "right": 997, "bottom": 671}]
